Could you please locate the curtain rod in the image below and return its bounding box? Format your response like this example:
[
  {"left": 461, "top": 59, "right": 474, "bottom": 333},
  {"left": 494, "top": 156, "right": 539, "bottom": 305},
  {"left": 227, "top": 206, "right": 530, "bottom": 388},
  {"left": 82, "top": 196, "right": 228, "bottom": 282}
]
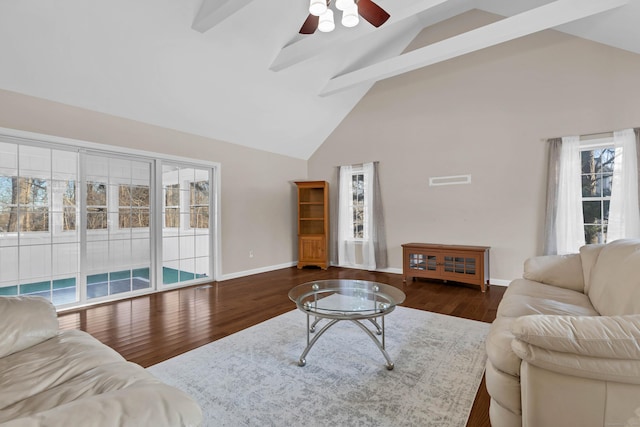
[
  {"left": 542, "top": 127, "right": 640, "bottom": 142},
  {"left": 580, "top": 131, "right": 614, "bottom": 141},
  {"left": 334, "top": 161, "right": 379, "bottom": 167},
  {"left": 541, "top": 130, "right": 613, "bottom": 142}
]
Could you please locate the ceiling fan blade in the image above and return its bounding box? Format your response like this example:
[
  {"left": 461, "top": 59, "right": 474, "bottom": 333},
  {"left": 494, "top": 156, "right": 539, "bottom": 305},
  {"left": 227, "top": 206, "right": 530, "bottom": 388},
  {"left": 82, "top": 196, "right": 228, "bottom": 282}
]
[
  {"left": 299, "top": 14, "right": 319, "bottom": 34},
  {"left": 357, "top": 0, "right": 390, "bottom": 27}
]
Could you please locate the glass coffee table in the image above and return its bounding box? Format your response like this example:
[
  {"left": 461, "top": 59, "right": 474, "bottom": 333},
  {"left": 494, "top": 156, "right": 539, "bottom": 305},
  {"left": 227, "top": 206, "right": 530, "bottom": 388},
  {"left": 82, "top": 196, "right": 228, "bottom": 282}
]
[{"left": 288, "top": 279, "right": 406, "bottom": 370}]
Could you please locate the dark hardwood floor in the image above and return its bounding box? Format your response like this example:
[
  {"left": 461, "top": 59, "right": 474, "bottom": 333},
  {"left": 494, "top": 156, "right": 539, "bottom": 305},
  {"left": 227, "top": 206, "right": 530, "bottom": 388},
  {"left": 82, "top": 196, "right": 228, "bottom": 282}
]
[{"left": 57, "top": 267, "right": 505, "bottom": 427}]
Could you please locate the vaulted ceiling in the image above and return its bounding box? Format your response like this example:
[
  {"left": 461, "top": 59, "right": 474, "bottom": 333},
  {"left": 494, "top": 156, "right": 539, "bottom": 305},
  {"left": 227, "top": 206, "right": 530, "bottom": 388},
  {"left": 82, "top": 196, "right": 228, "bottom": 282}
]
[{"left": 0, "top": 0, "right": 638, "bottom": 159}]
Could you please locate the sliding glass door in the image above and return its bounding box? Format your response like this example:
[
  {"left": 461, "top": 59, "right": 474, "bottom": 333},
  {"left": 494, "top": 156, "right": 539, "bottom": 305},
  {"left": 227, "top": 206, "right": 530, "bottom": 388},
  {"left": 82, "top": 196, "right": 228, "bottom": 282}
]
[
  {"left": 161, "top": 163, "right": 211, "bottom": 286},
  {"left": 84, "top": 154, "right": 152, "bottom": 300},
  {"left": 0, "top": 137, "right": 216, "bottom": 308},
  {"left": 0, "top": 143, "right": 81, "bottom": 305}
]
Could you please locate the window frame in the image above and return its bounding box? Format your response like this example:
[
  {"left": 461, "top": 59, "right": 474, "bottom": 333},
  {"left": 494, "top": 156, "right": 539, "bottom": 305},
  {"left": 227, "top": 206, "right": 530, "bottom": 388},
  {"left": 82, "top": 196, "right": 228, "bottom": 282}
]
[
  {"left": 579, "top": 138, "right": 615, "bottom": 245},
  {"left": 189, "top": 180, "right": 210, "bottom": 230},
  {"left": 86, "top": 181, "right": 108, "bottom": 230},
  {"left": 164, "top": 183, "right": 180, "bottom": 228},
  {"left": 118, "top": 183, "right": 150, "bottom": 229},
  {"left": 345, "top": 166, "right": 369, "bottom": 242},
  {"left": 350, "top": 171, "right": 365, "bottom": 241}
]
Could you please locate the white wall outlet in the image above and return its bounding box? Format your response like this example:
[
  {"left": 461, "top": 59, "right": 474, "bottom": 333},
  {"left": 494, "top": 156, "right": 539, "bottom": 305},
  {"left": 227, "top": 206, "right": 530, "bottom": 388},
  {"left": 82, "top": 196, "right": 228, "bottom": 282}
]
[{"left": 249, "top": 250, "right": 254, "bottom": 258}]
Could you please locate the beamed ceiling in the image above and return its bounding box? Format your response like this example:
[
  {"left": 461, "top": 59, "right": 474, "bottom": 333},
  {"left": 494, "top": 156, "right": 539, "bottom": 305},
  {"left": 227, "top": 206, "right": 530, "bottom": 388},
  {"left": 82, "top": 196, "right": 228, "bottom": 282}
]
[{"left": 0, "top": 0, "right": 638, "bottom": 159}]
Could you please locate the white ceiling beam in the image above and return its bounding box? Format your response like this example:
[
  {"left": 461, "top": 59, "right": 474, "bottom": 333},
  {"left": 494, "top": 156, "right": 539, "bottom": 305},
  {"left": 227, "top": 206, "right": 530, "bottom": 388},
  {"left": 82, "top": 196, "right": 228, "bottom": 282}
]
[
  {"left": 319, "top": 0, "right": 628, "bottom": 96},
  {"left": 192, "top": 0, "right": 255, "bottom": 33},
  {"left": 270, "top": 0, "right": 455, "bottom": 71}
]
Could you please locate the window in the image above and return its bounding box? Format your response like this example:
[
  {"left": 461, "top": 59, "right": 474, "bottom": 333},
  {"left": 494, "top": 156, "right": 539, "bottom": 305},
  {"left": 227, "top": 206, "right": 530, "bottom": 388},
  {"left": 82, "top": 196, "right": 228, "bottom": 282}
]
[
  {"left": 86, "top": 182, "right": 107, "bottom": 230},
  {"left": 580, "top": 145, "right": 614, "bottom": 244},
  {"left": 0, "top": 144, "right": 80, "bottom": 305},
  {"left": 190, "top": 181, "right": 209, "bottom": 229},
  {"left": 119, "top": 184, "right": 150, "bottom": 228},
  {"left": 165, "top": 184, "right": 180, "bottom": 228},
  {"left": 62, "top": 180, "right": 76, "bottom": 231},
  {"left": 548, "top": 129, "right": 639, "bottom": 255},
  {"left": 338, "top": 162, "right": 387, "bottom": 270},
  {"left": 85, "top": 154, "right": 152, "bottom": 300},
  {"left": 0, "top": 135, "right": 217, "bottom": 308},
  {"left": 162, "top": 164, "right": 211, "bottom": 285},
  {"left": 0, "top": 177, "right": 49, "bottom": 232},
  {"left": 349, "top": 172, "right": 365, "bottom": 239}
]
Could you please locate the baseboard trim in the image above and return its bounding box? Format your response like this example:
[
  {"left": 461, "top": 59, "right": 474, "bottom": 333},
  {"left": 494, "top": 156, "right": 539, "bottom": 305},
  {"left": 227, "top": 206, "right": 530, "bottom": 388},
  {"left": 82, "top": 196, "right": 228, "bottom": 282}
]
[
  {"left": 220, "top": 262, "right": 297, "bottom": 281},
  {"left": 220, "top": 262, "right": 512, "bottom": 287}
]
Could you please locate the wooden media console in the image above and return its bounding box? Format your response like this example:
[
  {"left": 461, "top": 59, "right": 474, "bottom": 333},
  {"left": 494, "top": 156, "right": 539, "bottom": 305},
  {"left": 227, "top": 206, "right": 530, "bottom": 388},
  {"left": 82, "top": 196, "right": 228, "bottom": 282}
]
[{"left": 402, "top": 243, "right": 490, "bottom": 292}]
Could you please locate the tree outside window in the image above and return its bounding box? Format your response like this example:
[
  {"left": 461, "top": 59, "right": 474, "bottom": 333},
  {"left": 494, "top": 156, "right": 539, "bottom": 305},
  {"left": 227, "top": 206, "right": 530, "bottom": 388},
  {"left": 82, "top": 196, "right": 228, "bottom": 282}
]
[
  {"left": 164, "top": 184, "right": 180, "bottom": 228},
  {"left": 581, "top": 147, "right": 614, "bottom": 244},
  {"left": 119, "top": 185, "right": 150, "bottom": 228},
  {"left": 190, "top": 181, "right": 209, "bottom": 229},
  {"left": 350, "top": 173, "right": 365, "bottom": 239},
  {"left": 0, "top": 177, "right": 49, "bottom": 232},
  {"left": 62, "top": 180, "right": 76, "bottom": 231},
  {"left": 86, "top": 182, "right": 107, "bottom": 230}
]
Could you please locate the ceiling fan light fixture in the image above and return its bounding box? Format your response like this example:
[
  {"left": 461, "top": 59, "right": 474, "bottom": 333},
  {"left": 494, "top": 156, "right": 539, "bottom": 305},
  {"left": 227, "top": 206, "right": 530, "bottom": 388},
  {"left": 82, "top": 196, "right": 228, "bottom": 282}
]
[
  {"left": 335, "top": 0, "right": 355, "bottom": 11},
  {"left": 341, "top": 3, "right": 359, "bottom": 27},
  {"left": 318, "top": 8, "right": 335, "bottom": 32},
  {"left": 309, "top": 0, "right": 327, "bottom": 17}
]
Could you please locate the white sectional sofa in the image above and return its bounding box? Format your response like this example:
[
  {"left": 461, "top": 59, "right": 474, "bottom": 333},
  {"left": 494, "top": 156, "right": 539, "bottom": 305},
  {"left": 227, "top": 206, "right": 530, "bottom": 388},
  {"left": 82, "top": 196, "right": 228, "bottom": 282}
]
[
  {"left": 0, "top": 296, "right": 202, "bottom": 426},
  {"left": 486, "top": 239, "right": 640, "bottom": 427}
]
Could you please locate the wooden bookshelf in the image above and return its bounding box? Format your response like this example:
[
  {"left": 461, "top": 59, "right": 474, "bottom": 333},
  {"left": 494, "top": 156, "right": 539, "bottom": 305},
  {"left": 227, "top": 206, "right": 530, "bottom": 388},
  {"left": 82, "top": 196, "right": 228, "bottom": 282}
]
[{"left": 295, "top": 181, "right": 329, "bottom": 269}]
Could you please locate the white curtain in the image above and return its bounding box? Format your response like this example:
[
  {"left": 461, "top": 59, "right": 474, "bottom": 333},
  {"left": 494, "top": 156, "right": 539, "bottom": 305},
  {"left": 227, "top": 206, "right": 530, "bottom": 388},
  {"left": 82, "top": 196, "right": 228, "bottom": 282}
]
[
  {"left": 543, "top": 138, "right": 561, "bottom": 255},
  {"left": 607, "top": 129, "right": 640, "bottom": 241},
  {"left": 556, "top": 135, "right": 585, "bottom": 254},
  {"left": 338, "top": 162, "right": 376, "bottom": 270},
  {"left": 338, "top": 164, "right": 354, "bottom": 266}
]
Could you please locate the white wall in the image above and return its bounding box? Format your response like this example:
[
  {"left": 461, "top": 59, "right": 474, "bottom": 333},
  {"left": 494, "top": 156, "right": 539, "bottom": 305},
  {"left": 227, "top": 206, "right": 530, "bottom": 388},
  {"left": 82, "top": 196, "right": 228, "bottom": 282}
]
[{"left": 308, "top": 10, "right": 640, "bottom": 283}]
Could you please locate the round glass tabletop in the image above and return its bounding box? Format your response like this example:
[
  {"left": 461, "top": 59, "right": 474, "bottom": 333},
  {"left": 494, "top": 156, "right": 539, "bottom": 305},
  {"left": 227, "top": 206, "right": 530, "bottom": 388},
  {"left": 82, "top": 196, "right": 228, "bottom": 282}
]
[{"left": 288, "top": 279, "right": 406, "bottom": 317}]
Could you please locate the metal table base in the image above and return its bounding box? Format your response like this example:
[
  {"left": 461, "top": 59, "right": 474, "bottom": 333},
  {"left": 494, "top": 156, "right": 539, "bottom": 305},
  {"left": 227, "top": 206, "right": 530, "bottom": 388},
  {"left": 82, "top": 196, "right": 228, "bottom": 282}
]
[{"left": 298, "top": 313, "right": 394, "bottom": 370}]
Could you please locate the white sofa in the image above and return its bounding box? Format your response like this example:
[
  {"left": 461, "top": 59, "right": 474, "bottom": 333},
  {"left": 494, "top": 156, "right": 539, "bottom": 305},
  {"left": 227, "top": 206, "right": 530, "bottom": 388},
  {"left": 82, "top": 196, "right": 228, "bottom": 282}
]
[
  {"left": 486, "top": 239, "right": 640, "bottom": 427},
  {"left": 0, "top": 296, "right": 202, "bottom": 426}
]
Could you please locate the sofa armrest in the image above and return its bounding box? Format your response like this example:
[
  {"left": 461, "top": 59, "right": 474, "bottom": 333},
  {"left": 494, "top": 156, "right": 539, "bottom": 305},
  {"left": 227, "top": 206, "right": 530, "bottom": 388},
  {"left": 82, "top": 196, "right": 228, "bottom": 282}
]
[
  {"left": 523, "top": 253, "right": 585, "bottom": 292},
  {"left": 0, "top": 296, "right": 59, "bottom": 358},
  {"left": 0, "top": 382, "right": 203, "bottom": 427},
  {"left": 511, "top": 314, "right": 640, "bottom": 384}
]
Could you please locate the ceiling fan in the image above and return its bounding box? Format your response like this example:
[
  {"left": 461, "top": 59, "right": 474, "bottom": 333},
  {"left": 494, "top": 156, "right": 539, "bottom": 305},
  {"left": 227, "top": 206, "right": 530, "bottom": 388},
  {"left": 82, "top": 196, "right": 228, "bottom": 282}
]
[{"left": 299, "top": 0, "right": 390, "bottom": 34}]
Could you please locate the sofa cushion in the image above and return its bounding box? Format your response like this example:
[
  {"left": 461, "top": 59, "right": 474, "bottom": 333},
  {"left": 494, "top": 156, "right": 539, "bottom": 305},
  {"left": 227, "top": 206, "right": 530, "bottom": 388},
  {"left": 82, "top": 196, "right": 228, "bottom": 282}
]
[
  {"left": 0, "top": 329, "right": 202, "bottom": 426},
  {"left": 511, "top": 314, "right": 640, "bottom": 359},
  {"left": 487, "top": 279, "right": 599, "bottom": 381},
  {"left": 523, "top": 253, "right": 584, "bottom": 292},
  {"left": 579, "top": 243, "right": 605, "bottom": 294},
  {"left": 0, "top": 330, "right": 126, "bottom": 414},
  {"left": 496, "top": 279, "right": 598, "bottom": 318},
  {"left": 0, "top": 296, "right": 59, "bottom": 358},
  {"left": 512, "top": 339, "right": 640, "bottom": 385},
  {"left": 588, "top": 239, "right": 640, "bottom": 315}
]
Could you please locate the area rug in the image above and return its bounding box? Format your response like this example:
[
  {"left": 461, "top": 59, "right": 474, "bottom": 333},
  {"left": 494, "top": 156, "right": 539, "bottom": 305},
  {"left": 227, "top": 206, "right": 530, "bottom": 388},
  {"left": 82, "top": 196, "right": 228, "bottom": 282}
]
[{"left": 147, "top": 306, "right": 491, "bottom": 427}]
